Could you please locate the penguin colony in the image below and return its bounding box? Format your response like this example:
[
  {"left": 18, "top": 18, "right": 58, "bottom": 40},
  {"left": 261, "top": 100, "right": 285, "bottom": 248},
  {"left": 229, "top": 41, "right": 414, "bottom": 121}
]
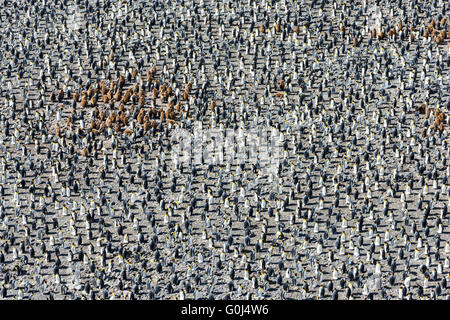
[{"left": 0, "top": 0, "right": 449, "bottom": 300}]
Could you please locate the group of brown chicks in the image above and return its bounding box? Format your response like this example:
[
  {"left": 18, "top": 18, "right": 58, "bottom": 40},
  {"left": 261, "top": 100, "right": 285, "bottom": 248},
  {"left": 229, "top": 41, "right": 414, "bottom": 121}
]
[
  {"left": 370, "top": 17, "right": 449, "bottom": 45},
  {"left": 50, "top": 64, "right": 199, "bottom": 157}
]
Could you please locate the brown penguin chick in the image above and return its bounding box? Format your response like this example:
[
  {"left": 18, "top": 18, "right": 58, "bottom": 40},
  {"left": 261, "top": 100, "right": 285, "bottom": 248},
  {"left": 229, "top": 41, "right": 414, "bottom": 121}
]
[
  {"left": 110, "top": 111, "right": 117, "bottom": 123},
  {"left": 279, "top": 80, "right": 285, "bottom": 90},
  {"left": 128, "top": 90, "right": 135, "bottom": 103},
  {"left": 425, "top": 107, "right": 432, "bottom": 119},
  {"left": 371, "top": 29, "right": 377, "bottom": 38},
  {"left": 421, "top": 128, "right": 427, "bottom": 138},
  {"left": 138, "top": 95, "right": 145, "bottom": 107},
  {"left": 99, "top": 110, "right": 105, "bottom": 121},
  {"left": 114, "top": 88, "right": 122, "bottom": 102},
  {"left": 123, "top": 128, "right": 133, "bottom": 135},
  {"left": 118, "top": 75, "right": 125, "bottom": 88},
  {"left": 436, "top": 35, "right": 443, "bottom": 44},
  {"left": 55, "top": 124, "right": 61, "bottom": 137},
  {"left": 353, "top": 37, "right": 359, "bottom": 47},
  {"left": 429, "top": 20, "right": 436, "bottom": 30},
  {"left": 150, "top": 120, "right": 157, "bottom": 128},
  {"left": 397, "top": 22, "right": 403, "bottom": 31},
  {"left": 417, "top": 103, "right": 426, "bottom": 114},
  {"left": 166, "top": 86, "right": 173, "bottom": 97},
  {"left": 274, "top": 92, "right": 284, "bottom": 98},
  {"left": 185, "top": 82, "right": 192, "bottom": 93},
  {"left": 432, "top": 120, "right": 439, "bottom": 131},
  {"left": 294, "top": 25, "right": 300, "bottom": 34},
  {"left": 433, "top": 114, "right": 445, "bottom": 130},
  {"left": 50, "top": 91, "right": 56, "bottom": 102},
  {"left": 183, "top": 90, "right": 189, "bottom": 101},
  {"left": 162, "top": 91, "right": 169, "bottom": 102},
  {"left": 91, "top": 128, "right": 99, "bottom": 136},
  {"left": 87, "top": 87, "right": 94, "bottom": 99},
  {"left": 435, "top": 108, "right": 441, "bottom": 118},
  {"left": 441, "top": 17, "right": 447, "bottom": 26},
  {"left": 100, "top": 83, "right": 108, "bottom": 96},
  {"left": 106, "top": 89, "right": 114, "bottom": 102},
  {"left": 378, "top": 31, "right": 385, "bottom": 40},
  {"left": 160, "top": 84, "right": 167, "bottom": 97},
  {"left": 168, "top": 100, "right": 174, "bottom": 110},
  {"left": 388, "top": 28, "right": 396, "bottom": 37},
  {"left": 73, "top": 91, "right": 80, "bottom": 102},
  {"left": 160, "top": 110, "right": 165, "bottom": 122},
  {"left": 67, "top": 115, "right": 73, "bottom": 127},
  {"left": 98, "top": 121, "right": 105, "bottom": 132},
  {"left": 81, "top": 148, "right": 89, "bottom": 157},
  {"left": 121, "top": 90, "right": 131, "bottom": 104},
  {"left": 209, "top": 100, "right": 216, "bottom": 111},
  {"left": 114, "top": 122, "right": 121, "bottom": 132},
  {"left": 144, "top": 119, "right": 150, "bottom": 132},
  {"left": 81, "top": 97, "right": 88, "bottom": 108},
  {"left": 110, "top": 80, "right": 116, "bottom": 92},
  {"left": 137, "top": 109, "right": 145, "bottom": 124},
  {"left": 105, "top": 116, "right": 113, "bottom": 128},
  {"left": 119, "top": 104, "right": 125, "bottom": 113},
  {"left": 147, "top": 70, "right": 153, "bottom": 83},
  {"left": 153, "top": 87, "right": 159, "bottom": 99},
  {"left": 275, "top": 22, "right": 281, "bottom": 33},
  {"left": 440, "top": 30, "right": 447, "bottom": 40},
  {"left": 132, "top": 69, "right": 138, "bottom": 80},
  {"left": 175, "top": 102, "right": 182, "bottom": 112},
  {"left": 109, "top": 53, "right": 114, "bottom": 62},
  {"left": 90, "top": 120, "right": 97, "bottom": 130},
  {"left": 166, "top": 119, "right": 175, "bottom": 126},
  {"left": 90, "top": 96, "right": 97, "bottom": 107},
  {"left": 121, "top": 115, "right": 128, "bottom": 126},
  {"left": 260, "top": 25, "right": 265, "bottom": 33},
  {"left": 410, "top": 32, "right": 415, "bottom": 41},
  {"left": 165, "top": 106, "right": 173, "bottom": 119}
]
